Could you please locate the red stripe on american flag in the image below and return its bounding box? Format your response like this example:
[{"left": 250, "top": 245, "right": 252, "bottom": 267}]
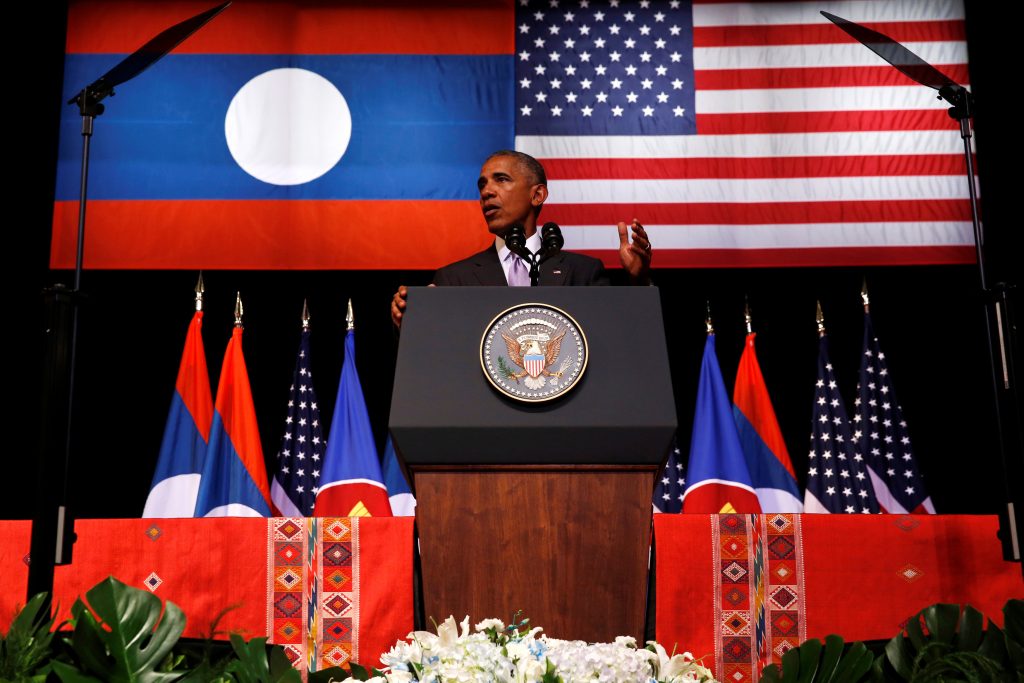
[
  {"left": 695, "top": 65, "right": 970, "bottom": 90},
  {"left": 693, "top": 20, "right": 966, "bottom": 47},
  {"left": 543, "top": 155, "right": 969, "bottom": 180},
  {"left": 545, "top": 200, "right": 971, "bottom": 226},
  {"left": 580, "top": 246, "right": 975, "bottom": 268},
  {"left": 695, "top": 110, "right": 956, "bottom": 135}
]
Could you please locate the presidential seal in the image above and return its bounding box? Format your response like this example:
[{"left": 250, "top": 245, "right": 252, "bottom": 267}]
[{"left": 480, "top": 303, "right": 588, "bottom": 403}]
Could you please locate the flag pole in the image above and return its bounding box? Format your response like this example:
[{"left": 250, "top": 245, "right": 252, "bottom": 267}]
[{"left": 195, "top": 272, "right": 204, "bottom": 312}]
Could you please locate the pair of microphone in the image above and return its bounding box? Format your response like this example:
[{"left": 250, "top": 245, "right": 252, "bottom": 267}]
[{"left": 504, "top": 222, "right": 565, "bottom": 286}]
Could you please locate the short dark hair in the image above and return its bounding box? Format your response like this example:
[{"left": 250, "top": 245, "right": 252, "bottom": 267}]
[{"left": 485, "top": 150, "right": 547, "bottom": 186}]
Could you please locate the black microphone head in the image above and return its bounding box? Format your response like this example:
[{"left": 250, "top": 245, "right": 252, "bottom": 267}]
[
  {"left": 540, "top": 221, "right": 564, "bottom": 254},
  {"left": 504, "top": 223, "right": 529, "bottom": 257}
]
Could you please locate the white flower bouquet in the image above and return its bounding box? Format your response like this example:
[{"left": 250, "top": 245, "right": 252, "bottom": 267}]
[{"left": 334, "top": 615, "right": 717, "bottom": 683}]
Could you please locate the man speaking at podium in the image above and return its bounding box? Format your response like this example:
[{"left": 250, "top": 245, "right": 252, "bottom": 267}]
[{"left": 391, "top": 150, "right": 652, "bottom": 328}]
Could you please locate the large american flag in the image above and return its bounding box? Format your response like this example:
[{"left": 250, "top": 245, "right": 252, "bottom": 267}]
[
  {"left": 855, "top": 311, "right": 935, "bottom": 513},
  {"left": 270, "top": 327, "right": 326, "bottom": 517},
  {"left": 804, "top": 334, "right": 880, "bottom": 514},
  {"left": 515, "top": 0, "right": 974, "bottom": 267}
]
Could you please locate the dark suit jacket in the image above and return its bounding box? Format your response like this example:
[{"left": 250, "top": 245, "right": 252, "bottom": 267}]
[{"left": 432, "top": 246, "right": 609, "bottom": 286}]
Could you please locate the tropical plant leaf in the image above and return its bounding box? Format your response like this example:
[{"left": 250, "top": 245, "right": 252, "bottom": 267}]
[
  {"left": 225, "top": 635, "right": 301, "bottom": 683},
  {"left": 921, "top": 604, "right": 959, "bottom": 646},
  {"left": 833, "top": 643, "right": 873, "bottom": 683},
  {"left": 779, "top": 642, "right": 804, "bottom": 683},
  {"left": 348, "top": 662, "right": 372, "bottom": 680},
  {"left": 0, "top": 592, "right": 58, "bottom": 681},
  {"left": 55, "top": 577, "right": 185, "bottom": 683},
  {"left": 956, "top": 605, "right": 985, "bottom": 653},
  {"left": 307, "top": 666, "right": 352, "bottom": 683},
  {"left": 884, "top": 632, "right": 916, "bottom": 681},
  {"left": 977, "top": 622, "right": 1008, "bottom": 670},
  {"left": 797, "top": 638, "right": 823, "bottom": 683},
  {"left": 1003, "top": 599, "right": 1024, "bottom": 673},
  {"left": 904, "top": 615, "right": 928, "bottom": 656},
  {"left": 881, "top": 602, "right": 1016, "bottom": 683},
  {"left": 758, "top": 636, "right": 872, "bottom": 683},
  {"left": 818, "top": 634, "right": 845, "bottom": 683}
]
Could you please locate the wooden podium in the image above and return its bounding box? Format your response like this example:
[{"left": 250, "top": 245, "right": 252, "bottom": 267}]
[{"left": 390, "top": 287, "right": 676, "bottom": 642}]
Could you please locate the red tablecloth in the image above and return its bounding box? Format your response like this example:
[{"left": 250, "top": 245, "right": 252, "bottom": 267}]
[
  {"left": 0, "top": 517, "right": 413, "bottom": 675},
  {"left": 655, "top": 514, "right": 1022, "bottom": 683}
]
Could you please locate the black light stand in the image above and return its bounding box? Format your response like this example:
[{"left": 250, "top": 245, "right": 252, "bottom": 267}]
[
  {"left": 823, "top": 12, "right": 1022, "bottom": 572},
  {"left": 29, "top": 1, "right": 231, "bottom": 609}
]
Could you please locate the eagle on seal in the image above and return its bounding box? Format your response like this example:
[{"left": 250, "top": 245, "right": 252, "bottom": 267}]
[{"left": 501, "top": 329, "right": 567, "bottom": 389}]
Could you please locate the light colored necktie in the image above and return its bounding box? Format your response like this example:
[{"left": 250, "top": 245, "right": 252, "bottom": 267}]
[{"left": 507, "top": 253, "right": 530, "bottom": 287}]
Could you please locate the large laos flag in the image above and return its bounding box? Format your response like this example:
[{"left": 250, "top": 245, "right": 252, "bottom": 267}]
[{"left": 53, "top": 2, "right": 512, "bottom": 270}]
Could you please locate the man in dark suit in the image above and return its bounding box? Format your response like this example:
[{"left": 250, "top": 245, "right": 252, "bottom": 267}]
[{"left": 391, "top": 150, "right": 651, "bottom": 328}]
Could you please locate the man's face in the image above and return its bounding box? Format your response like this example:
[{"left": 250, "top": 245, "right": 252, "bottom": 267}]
[{"left": 477, "top": 155, "right": 548, "bottom": 236}]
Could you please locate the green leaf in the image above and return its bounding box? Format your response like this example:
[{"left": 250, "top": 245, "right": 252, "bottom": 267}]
[
  {"left": 904, "top": 614, "right": 928, "bottom": 655},
  {"left": 57, "top": 577, "right": 185, "bottom": 683},
  {"left": 761, "top": 663, "right": 782, "bottom": 683},
  {"left": 977, "top": 621, "right": 1008, "bottom": 668},
  {"left": 348, "top": 662, "right": 371, "bottom": 680},
  {"left": 921, "top": 604, "right": 959, "bottom": 646},
  {"left": 817, "top": 635, "right": 845, "bottom": 683},
  {"left": 796, "top": 638, "right": 823, "bottom": 683},
  {"left": 779, "top": 642, "right": 804, "bottom": 683},
  {"left": 1003, "top": 598, "right": 1024, "bottom": 673},
  {"left": 884, "top": 630, "right": 916, "bottom": 681},
  {"left": 956, "top": 605, "right": 984, "bottom": 652},
  {"left": 267, "top": 644, "right": 301, "bottom": 683},
  {"left": 0, "top": 592, "right": 59, "bottom": 681},
  {"left": 308, "top": 668, "right": 352, "bottom": 683},
  {"left": 51, "top": 659, "right": 106, "bottom": 683},
  {"left": 225, "top": 636, "right": 300, "bottom": 683},
  {"left": 833, "top": 643, "right": 873, "bottom": 683}
]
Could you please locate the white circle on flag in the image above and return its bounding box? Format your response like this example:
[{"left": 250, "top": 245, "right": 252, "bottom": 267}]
[{"left": 225, "top": 68, "right": 351, "bottom": 186}]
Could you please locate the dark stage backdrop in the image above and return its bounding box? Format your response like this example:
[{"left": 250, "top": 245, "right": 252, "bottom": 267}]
[{"left": 7, "top": 2, "right": 1019, "bottom": 520}]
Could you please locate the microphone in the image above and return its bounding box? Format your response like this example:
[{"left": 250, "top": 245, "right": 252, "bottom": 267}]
[
  {"left": 504, "top": 222, "right": 541, "bottom": 286},
  {"left": 504, "top": 223, "right": 532, "bottom": 261},
  {"left": 538, "top": 222, "right": 564, "bottom": 260}
]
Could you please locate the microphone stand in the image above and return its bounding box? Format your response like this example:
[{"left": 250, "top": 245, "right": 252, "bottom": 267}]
[{"left": 30, "top": 1, "right": 231, "bottom": 609}]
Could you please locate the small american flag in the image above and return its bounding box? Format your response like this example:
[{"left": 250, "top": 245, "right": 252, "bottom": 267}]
[
  {"left": 804, "top": 334, "right": 880, "bottom": 514},
  {"left": 515, "top": 0, "right": 973, "bottom": 267},
  {"left": 270, "top": 328, "right": 326, "bottom": 517},
  {"left": 855, "top": 311, "right": 935, "bottom": 513},
  {"left": 653, "top": 438, "right": 685, "bottom": 513}
]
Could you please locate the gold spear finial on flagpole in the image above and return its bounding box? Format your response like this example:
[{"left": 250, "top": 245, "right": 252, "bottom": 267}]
[
  {"left": 346, "top": 298, "right": 355, "bottom": 331},
  {"left": 194, "top": 272, "right": 204, "bottom": 312},
  {"left": 302, "top": 298, "right": 310, "bottom": 331},
  {"left": 705, "top": 300, "right": 714, "bottom": 335},
  {"left": 744, "top": 295, "right": 753, "bottom": 335},
  {"left": 234, "top": 291, "right": 244, "bottom": 328},
  {"left": 861, "top": 277, "right": 870, "bottom": 313},
  {"left": 816, "top": 300, "right": 826, "bottom": 337}
]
